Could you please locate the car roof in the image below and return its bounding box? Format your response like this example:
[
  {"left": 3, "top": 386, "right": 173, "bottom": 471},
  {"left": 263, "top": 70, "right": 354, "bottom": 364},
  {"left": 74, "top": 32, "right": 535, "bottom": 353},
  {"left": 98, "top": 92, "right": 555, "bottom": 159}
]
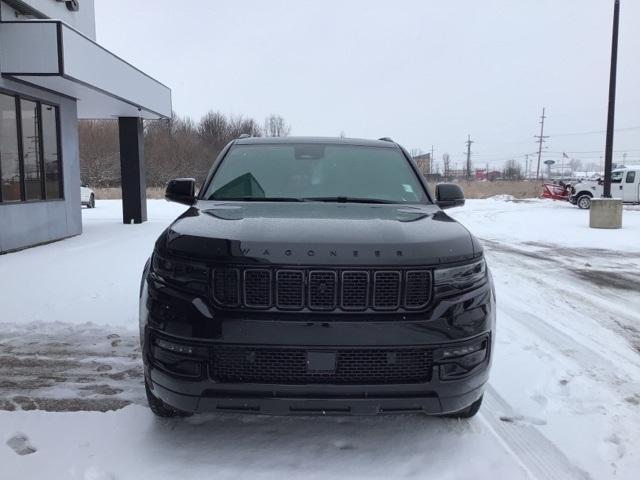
[{"left": 233, "top": 136, "right": 399, "bottom": 149}]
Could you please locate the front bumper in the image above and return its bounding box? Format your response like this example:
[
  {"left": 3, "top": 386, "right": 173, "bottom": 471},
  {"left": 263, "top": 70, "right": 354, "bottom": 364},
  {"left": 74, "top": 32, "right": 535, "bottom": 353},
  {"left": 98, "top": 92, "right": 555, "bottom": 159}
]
[
  {"left": 148, "top": 367, "right": 487, "bottom": 415},
  {"left": 140, "top": 269, "right": 495, "bottom": 415}
]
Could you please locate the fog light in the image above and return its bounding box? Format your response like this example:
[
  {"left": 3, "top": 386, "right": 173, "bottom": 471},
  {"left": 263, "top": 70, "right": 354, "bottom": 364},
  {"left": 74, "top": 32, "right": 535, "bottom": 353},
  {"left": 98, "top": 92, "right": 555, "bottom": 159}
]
[
  {"left": 435, "top": 340, "right": 485, "bottom": 361},
  {"left": 435, "top": 338, "right": 488, "bottom": 379},
  {"left": 455, "top": 349, "right": 486, "bottom": 368}
]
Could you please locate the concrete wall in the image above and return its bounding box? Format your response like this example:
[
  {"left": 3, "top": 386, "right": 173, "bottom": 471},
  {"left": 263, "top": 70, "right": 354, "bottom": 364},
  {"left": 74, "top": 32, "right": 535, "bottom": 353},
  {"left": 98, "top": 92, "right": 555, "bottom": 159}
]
[{"left": 0, "top": 76, "right": 81, "bottom": 253}]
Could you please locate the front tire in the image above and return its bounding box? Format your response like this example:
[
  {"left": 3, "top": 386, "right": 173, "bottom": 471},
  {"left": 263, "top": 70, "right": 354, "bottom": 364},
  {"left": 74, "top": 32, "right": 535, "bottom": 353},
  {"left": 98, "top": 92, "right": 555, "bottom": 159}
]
[
  {"left": 444, "top": 395, "right": 483, "bottom": 419},
  {"left": 145, "top": 379, "right": 191, "bottom": 418},
  {"left": 88, "top": 194, "right": 95, "bottom": 209},
  {"left": 577, "top": 194, "right": 592, "bottom": 209}
]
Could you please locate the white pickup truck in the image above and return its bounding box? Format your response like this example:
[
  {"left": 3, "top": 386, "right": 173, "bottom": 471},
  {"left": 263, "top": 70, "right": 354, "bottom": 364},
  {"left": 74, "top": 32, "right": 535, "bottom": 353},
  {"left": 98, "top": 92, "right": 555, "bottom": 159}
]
[{"left": 570, "top": 167, "right": 640, "bottom": 209}]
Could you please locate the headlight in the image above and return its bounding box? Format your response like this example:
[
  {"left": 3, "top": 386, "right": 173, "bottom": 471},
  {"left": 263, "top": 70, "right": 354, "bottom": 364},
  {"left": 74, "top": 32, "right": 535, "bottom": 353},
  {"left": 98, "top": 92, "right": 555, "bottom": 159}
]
[
  {"left": 151, "top": 253, "right": 209, "bottom": 293},
  {"left": 434, "top": 258, "right": 486, "bottom": 290}
]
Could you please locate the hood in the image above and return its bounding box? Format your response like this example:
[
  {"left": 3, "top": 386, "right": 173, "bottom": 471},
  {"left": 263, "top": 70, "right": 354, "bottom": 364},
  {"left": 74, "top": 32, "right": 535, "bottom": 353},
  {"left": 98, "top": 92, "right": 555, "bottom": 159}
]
[{"left": 161, "top": 201, "right": 478, "bottom": 266}]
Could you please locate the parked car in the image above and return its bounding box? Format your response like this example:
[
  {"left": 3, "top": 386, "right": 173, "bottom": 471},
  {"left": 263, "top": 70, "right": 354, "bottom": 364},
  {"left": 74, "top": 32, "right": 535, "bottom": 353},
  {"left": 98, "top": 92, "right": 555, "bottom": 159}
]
[
  {"left": 570, "top": 167, "right": 640, "bottom": 209},
  {"left": 81, "top": 184, "right": 96, "bottom": 208},
  {"left": 140, "top": 136, "right": 496, "bottom": 419}
]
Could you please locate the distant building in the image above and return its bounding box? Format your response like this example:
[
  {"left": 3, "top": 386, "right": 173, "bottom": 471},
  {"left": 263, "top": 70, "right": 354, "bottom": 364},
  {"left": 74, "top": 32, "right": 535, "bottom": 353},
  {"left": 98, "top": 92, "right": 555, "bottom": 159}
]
[
  {"left": 474, "top": 169, "right": 501, "bottom": 181},
  {"left": 0, "top": 0, "right": 171, "bottom": 253},
  {"left": 412, "top": 153, "right": 432, "bottom": 175}
]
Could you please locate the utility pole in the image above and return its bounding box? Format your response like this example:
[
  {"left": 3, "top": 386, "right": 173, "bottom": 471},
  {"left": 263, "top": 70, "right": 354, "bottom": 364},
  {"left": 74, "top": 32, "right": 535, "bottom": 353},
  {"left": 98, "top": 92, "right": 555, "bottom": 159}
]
[
  {"left": 535, "top": 108, "right": 549, "bottom": 180},
  {"left": 465, "top": 135, "right": 473, "bottom": 180},
  {"left": 603, "top": 0, "right": 620, "bottom": 198},
  {"left": 525, "top": 154, "right": 529, "bottom": 179}
]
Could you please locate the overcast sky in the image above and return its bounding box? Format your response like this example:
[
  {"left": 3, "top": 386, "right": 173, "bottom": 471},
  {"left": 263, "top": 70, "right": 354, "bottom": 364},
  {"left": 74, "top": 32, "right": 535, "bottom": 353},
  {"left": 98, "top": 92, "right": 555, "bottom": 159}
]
[{"left": 95, "top": 0, "right": 640, "bottom": 171}]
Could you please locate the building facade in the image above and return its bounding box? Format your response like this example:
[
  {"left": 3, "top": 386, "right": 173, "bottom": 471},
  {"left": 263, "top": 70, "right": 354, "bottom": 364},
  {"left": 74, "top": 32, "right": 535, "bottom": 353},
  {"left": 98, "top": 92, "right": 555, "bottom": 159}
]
[{"left": 0, "top": 0, "right": 171, "bottom": 253}]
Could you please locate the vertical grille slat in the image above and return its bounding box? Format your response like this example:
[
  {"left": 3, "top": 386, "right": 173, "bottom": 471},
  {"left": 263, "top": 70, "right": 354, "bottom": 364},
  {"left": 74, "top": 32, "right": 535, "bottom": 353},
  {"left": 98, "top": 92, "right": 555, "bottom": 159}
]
[
  {"left": 276, "top": 270, "right": 305, "bottom": 309},
  {"left": 244, "top": 269, "right": 272, "bottom": 308},
  {"left": 308, "top": 271, "right": 337, "bottom": 310},
  {"left": 341, "top": 271, "right": 369, "bottom": 310},
  {"left": 373, "top": 271, "right": 401, "bottom": 310},
  {"left": 405, "top": 271, "right": 432, "bottom": 309},
  {"left": 212, "top": 268, "right": 240, "bottom": 306},
  {"left": 212, "top": 267, "right": 433, "bottom": 312}
]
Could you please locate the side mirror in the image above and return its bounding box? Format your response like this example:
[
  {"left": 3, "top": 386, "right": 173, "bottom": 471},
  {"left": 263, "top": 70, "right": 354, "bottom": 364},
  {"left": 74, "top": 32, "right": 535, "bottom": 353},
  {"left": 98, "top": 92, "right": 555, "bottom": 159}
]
[
  {"left": 435, "top": 183, "right": 465, "bottom": 209},
  {"left": 166, "top": 178, "right": 196, "bottom": 205}
]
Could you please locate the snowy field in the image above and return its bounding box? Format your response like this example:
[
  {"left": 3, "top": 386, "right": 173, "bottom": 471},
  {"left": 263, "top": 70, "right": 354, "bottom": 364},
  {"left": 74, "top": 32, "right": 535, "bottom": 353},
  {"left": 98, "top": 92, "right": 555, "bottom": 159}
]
[{"left": 1, "top": 198, "right": 640, "bottom": 480}]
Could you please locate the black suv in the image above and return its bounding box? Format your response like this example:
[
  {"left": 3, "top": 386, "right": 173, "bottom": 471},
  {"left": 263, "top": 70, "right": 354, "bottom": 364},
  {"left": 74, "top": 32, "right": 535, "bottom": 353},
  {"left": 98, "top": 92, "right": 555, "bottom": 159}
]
[{"left": 140, "top": 137, "right": 495, "bottom": 418}]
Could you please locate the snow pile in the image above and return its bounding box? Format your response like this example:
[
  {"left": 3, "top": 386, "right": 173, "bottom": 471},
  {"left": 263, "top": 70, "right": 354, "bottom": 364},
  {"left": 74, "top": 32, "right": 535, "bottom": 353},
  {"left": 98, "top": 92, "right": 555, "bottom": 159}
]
[{"left": 486, "top": 194, "right": 516, "bottom": 202}]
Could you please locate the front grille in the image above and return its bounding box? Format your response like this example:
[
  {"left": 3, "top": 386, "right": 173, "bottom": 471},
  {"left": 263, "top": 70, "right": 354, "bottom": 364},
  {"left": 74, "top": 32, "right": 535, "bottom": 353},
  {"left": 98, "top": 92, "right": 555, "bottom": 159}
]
[
  {"left": 213, "top": 267, "right": 432, "bottom": 312},
  {"left": 212, "top": 346, "right": 434, "bottom": 384}
]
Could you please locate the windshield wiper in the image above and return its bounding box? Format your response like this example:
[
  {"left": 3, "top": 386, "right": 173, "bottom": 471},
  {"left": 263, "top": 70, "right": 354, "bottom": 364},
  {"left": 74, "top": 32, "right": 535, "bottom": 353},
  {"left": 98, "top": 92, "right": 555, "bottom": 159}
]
[
  {"left": 210, "top": 197, "right": 304, "bottom": 202},
  {"left": 302, "top": 196, "right": 399, "bottom": 204}
]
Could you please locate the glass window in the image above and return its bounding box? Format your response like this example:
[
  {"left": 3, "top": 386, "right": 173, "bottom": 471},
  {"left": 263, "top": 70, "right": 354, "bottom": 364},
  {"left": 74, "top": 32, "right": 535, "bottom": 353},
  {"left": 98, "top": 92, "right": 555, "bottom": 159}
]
[
  {"left": 21, "top": 99, "right": 43, "bottom": 200},
  {"left": 611, "top": 171, "right": 624, "bottom": 184},
  {"left": 626, "top": 171, "right": 636, "bottom": 184},
  {"left": 204, "top": 144, "right": 428, "bottom": 204},
  {"left": 0, "top": 94, "right": 21, "bottom": 202},
  {"left": 42, "top": 104, "right": 62, "bottom": 199}
]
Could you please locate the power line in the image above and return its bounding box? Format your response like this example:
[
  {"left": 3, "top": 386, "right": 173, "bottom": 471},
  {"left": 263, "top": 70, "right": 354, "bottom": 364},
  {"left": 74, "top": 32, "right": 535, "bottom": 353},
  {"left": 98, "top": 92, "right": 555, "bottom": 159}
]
[{"left": 549, "top": 125, "right": 640, "bottom": 137}]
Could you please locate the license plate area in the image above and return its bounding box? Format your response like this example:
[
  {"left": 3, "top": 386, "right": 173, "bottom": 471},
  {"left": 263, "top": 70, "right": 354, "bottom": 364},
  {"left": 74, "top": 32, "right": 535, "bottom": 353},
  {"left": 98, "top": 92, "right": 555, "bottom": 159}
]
[{"left": 307, "top": 351, "right": 336, "bottom": 372}]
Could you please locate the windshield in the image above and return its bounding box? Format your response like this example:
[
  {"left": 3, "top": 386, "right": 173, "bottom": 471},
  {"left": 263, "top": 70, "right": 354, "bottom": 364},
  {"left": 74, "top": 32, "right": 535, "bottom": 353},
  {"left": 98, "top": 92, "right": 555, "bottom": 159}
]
[
  {"left": 203, "top": 143, "right": 428, "bottom": 204},
  {"left": 611, "top": 171, "right": 624, "bottom": 184}
]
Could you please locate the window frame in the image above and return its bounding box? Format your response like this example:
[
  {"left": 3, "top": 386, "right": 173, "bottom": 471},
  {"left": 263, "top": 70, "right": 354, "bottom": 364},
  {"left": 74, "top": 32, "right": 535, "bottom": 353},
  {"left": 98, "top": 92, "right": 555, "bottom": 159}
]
[{"left": 0, "top": 88, "right": 64, "bottom": 204}]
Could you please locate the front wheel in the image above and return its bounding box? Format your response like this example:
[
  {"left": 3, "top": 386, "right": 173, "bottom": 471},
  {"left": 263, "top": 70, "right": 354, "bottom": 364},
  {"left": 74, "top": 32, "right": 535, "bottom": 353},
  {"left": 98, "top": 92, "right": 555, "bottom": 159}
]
[
  {"left": 444, "top": 395, "right": 483, "bottom": 419},
  {"left": 89, "top": 194, "right": 95, "bottom": 209},
  {"left": 577, "top": 194, "right": 592, "bottom": 209}
]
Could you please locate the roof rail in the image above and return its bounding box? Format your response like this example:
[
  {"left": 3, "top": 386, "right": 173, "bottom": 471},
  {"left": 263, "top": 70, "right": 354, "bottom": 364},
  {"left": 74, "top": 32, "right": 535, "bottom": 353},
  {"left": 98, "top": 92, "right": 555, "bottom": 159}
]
[
  {"left": 238, "top": 133, "right": 251, "bottom": 139},
  {"left": 378, "top": 137, "right": 394, "bottom": 142}
]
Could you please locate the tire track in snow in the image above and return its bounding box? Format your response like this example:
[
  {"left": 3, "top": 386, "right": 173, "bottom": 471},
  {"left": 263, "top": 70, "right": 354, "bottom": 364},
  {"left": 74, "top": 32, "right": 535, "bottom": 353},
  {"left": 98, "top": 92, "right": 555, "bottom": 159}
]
[
  {"left": 0, "top": 323, "right": 144, "bottom": 412},
  {"left": 481, "top": 385, "right": 591, "bottom": 480},
  {"left": 483, "top": 240, "right": 640, "bottom": 385}
]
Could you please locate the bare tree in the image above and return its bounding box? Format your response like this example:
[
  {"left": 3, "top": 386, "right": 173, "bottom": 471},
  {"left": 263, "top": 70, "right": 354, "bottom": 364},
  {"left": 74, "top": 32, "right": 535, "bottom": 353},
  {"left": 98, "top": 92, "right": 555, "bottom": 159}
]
[
  {"left": 503, "top": 159, "right": 523, "bottom": 180},
  {"left": 79, "top": 110, "right": 283, "bottom": 190},
  {"left": 568, "top": 158, "right": 583, "bottom": 174},
  {"left": 442, "top": 153, "right": 451, "bottom": 179},
  {"left": 145, "top": 114, "right": 209, "bottom": 187},
  {"left": 264, "top": 114, "right": 291, "bottom": 137},
  {"left": 79, "top": 120, "right": 120, "bottom": 187}
]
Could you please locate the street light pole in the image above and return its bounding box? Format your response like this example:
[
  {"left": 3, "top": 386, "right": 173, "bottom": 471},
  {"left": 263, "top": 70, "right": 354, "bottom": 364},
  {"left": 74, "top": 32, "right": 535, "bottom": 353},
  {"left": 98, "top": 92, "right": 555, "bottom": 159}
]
[{"left": 603, "top": 0, "right": 620, "bottom": 198}]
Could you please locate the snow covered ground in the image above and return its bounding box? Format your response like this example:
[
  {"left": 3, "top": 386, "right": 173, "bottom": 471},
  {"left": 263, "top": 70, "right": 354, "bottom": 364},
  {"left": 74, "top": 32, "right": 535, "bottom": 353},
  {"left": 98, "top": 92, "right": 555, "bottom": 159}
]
[{"left": 1, "top": 198, "right": 639, "bottom": 480}]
